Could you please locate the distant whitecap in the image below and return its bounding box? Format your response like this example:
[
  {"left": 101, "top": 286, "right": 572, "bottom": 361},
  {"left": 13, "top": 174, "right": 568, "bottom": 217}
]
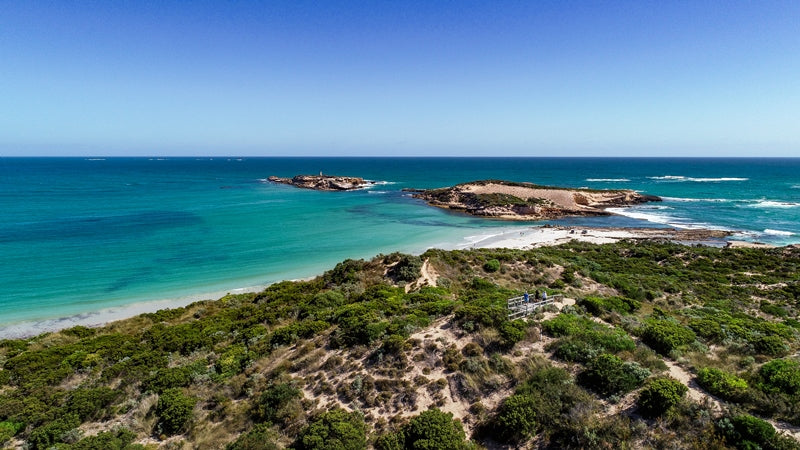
[
  {"left": 748, "top": 201, "right": 800, "bottom": 209},
  {"left": 648, "top": 175, "right": 748, "bottom": 182}
]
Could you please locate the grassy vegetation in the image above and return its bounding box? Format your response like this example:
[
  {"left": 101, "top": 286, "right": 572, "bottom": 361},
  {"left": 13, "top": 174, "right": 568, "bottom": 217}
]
[{"left": 0, "top": 241, "right": 799, "bottom": 448}]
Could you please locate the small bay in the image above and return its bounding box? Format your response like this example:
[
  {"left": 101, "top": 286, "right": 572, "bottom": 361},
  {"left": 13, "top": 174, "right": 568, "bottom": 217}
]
[{"left": 0, "top": 157, "right": 798, "bottom": 334}]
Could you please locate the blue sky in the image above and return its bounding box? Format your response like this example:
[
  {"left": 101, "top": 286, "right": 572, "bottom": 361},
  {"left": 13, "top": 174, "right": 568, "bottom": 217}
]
[{"left": 1, "top": 1, "right": 798, "bottom": 156}]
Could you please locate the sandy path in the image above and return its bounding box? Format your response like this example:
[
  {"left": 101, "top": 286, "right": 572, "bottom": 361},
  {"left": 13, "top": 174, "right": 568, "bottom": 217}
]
[{"left": 406, "top": 258, "right": 439, "bottom": 292}]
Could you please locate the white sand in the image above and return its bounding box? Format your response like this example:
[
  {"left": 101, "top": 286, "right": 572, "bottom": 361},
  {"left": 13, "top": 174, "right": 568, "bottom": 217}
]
[{"left": 449, "top": 225, "right": 638, "bottom": 250}]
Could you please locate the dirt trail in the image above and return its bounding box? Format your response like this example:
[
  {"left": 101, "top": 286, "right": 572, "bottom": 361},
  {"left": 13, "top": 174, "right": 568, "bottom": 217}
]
[{"left": 406, "top": 258, "right": 438, "bottom": 293}]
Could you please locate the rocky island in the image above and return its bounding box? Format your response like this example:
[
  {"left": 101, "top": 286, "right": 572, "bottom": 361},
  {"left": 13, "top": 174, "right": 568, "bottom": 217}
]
[
  {"left": 408, "top": 179, "right": 661, "bottom": 220},
  {"left": 267, "top": 174, "right": 374, "bottom": 191}
]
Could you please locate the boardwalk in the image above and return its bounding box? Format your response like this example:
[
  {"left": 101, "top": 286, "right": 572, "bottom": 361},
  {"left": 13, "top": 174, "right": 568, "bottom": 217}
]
[{"left": 507, "top": 294, "right": 561, "bottom": 319}]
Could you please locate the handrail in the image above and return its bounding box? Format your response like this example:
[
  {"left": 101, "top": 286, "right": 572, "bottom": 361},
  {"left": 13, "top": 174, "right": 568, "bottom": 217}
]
[{"left": 506, "top": 294, "right": 562, "bottom": 319}]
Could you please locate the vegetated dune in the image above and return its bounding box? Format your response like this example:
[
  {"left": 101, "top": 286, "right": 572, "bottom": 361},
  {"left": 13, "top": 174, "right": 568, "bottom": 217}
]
[{"left": 2, "top": 243, "right": 799, "bottom": 449}]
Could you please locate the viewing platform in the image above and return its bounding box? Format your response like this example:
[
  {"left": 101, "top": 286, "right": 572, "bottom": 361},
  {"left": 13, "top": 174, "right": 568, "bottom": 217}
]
[{"left": 507, "top": 294, "right": 562, "bottom": 319}]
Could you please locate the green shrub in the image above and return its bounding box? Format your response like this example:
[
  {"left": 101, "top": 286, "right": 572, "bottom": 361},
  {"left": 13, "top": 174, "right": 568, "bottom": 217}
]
[
  {"left": 388, "top": 255, "right": 424, "bottom": 282},
  {"left": 637, "top": 377, "right": 687, "bottom": 418},
  {"left": 498, "top": 320, "right": 526, "bottom": 348},
  {"left": 760, "top": 303, "right": 788, "bottom": 318},
  {"left": 401, "top": 408, "right": 471, "bottom": 450},
  {"left": 718, "top": 414, "right": 776, "bottom": 450},
  {"left": 696, "top": 367, "right": 748, "bottom": 401},
  {"left": 578, "top": 354, "right": 650, "bottom": 397},
  {"left": 251, "top": 382, "right": 301, "bottom": 423},
  {"left": 542, "top": 313, "right": 635, "bottom": 357},
  {"left": 493, "top": 394, "right": 538, "bottom": 443},
  {"left": 641, "top": 318, "right": 696, "bottom": 355},
  {"left": 549, "top": 337, "right": 601, "bottom": 363},
  {"left": 751, "top": 335, "right": 790, "bottom": 357},
  {"left": 143, "top": 366, "right": 193, "bottom": 393},
  {"left": 0, "top": 421, "right": 24, "bottom": 444},
  {"left": 155, "top": 389, "right": 197, "bottom": 436},
  {"left": 325, "top": 259, "right": 366, "bottom": 286},
  {"left": 65, "top": 387, "right": 120, "bottom": 421},
  {"left": 688, "top": 318, "right": 725, "bottom": 342},
  {"left": 297, "top": 408, "right": 366, "bottom": 450},
  {"left": 580, "top": 296, "right": 640, "bottom": 315},
  {"left": 215, "top": 344, "right": 251, "bottom": 378},
  {"left": 70, "top": 428, "right": 144, "bottom": 450},
  {"left": 226, "top": 423, "right": 280, "bottom": 450},
  {"left": 61, "top": 325, "right": 96, "bottom": 339},
  {"left": 483, "top": 259, "right": 500, "bottom": 273},
  {"left": 27, "top": 413, "right": 80, "bottom": 450},
  {"left": 758, "top": 358, "right": 800, "bottom": 395}
]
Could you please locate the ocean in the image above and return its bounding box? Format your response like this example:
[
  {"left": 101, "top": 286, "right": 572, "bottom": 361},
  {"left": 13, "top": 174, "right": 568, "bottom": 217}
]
[{"left": 1, "top": 157, "right": 798, "bottom": 336}]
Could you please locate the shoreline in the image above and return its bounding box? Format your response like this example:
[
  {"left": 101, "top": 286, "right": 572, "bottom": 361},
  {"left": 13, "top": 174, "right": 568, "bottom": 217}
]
[{"left": 0, "top": 224, "right": 758, "bottom": 340}]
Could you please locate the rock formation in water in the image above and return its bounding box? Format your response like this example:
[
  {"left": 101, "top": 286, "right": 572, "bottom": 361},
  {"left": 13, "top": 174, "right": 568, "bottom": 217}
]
[
  {"left": 268, "top": 174, "right": 373, "bottom": 191},
  {"left": 407, "top": 179, "right": 661, "bottom": 220}
]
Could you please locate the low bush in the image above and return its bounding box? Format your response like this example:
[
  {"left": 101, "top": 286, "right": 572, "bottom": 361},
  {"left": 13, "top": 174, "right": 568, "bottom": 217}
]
[
  {"left": 717, "top": 414, "right": 776, "bottom": 450},
  {"left": 498, "top": 320, "right": 526, "bottom": 348},
  {"left": 751, "top": 335, "right": 790, "bottom": 357},
  {"left": 251, "top": 382, "right": 302, "bottom": 424},
  {"left": 155, "top": 389, "right": 197, "bottom": 436},
  {"left": 542, "top": 313, "right": 635, "bottom": 354},
  {"left": 297, "top": 408, "right": 366, "bottom": 450},
  {"left": 483, "top": 259, "right": 501, "bottom": 273},
  {"left": 65, "top": 387, "right": 120, "bottom": 421},
  {"left": 493, "top": 394, "right": 538, "bottom": 444},
  {"left": 640, "top": 318, "right": 696, "bottom": 355},
  {"left": 381, "top": 408, "right": 471, "bottom": 450},
  {"left": 758, "top": 358, "right": 800, "bottom": 395},
  {"left": 578, "top": 354, "right": 650, "bottom": 397},
  {"left": 549, "top": 337, "right": 601, "bottom": 363},
  {"left": 388, "top": 255, "right": 423, "bottom": 282},
  {"left": 27, "top": 413, "right": 80, "bottom": 450},
  {"left": 0, "top": 421, "right": 24, "bottom": 444},
  {"left": 70, "top": 428, "right": 144, "bottom": 450},
  {"left": 580, "top": 296, "right": 640, "bottom": 315},
  {"left": 637, "top": 377, "right": 687, "bottom": 418},
  {"left": 226, "top": 423, "right": 280, "bottom": 450},
  {"left": 143, "top": 366, "right": 193, "bottom": 393},
  {"left": 696, "top": 367, "right": 748, "bottom": 401}
]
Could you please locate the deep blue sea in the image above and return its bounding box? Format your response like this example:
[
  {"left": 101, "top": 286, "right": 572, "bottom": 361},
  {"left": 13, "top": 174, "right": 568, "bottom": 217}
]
[{"left": 1, "top": 157, "right": 799, "bottom": 336}]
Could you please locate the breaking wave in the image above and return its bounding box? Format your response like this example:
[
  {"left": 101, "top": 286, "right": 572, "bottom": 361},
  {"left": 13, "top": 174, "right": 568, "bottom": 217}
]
[
  {"left": 764, "top": 229, "right": 795, "bottom": 236},
  {"left": 748, "top": 201, "right": 800, "bottom": 209}
]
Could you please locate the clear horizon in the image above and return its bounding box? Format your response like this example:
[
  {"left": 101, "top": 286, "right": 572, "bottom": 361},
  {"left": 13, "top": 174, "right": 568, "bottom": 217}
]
[{"left": 2, "top": 1, "right": 799, "bottom": 157}]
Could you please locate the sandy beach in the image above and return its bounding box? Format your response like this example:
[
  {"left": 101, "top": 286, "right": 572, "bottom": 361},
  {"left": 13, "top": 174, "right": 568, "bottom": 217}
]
[{"left": 452, "top": 225, "right": 732, "bottom": 250}]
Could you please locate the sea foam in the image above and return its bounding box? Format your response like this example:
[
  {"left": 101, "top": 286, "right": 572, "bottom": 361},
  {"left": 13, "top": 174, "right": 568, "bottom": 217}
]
[
  {"left": 585, "top": 178, "right": 631, "bottom": 182},
  {"left": 748, "top": 201, "right": 800, "bottom": 209},
  {"left": 764, "top": 229, "right": 795, "bottom": 236}
]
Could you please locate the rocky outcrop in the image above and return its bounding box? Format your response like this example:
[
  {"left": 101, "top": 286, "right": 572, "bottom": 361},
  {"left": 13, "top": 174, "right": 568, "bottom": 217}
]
[
  {"left": 268, "top": 175, "right": 373, "bottom": 191},
  {"left": 409, "top": 180, "right": 661, "bottom": 220}
]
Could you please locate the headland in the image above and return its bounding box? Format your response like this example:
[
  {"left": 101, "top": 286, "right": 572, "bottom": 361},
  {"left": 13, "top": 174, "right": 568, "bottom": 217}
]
[{"left": 408, "top": 179, "right": 661, "bottom": 220}]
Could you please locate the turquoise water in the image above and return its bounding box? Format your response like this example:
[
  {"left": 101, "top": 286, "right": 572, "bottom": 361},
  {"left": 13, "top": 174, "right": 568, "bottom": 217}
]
[{"left": 1, "top": 157, "right": 798, "bottom": 335}]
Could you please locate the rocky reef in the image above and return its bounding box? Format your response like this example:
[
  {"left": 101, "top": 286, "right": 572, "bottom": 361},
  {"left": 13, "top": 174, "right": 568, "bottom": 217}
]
[
  {"left": 408, "top": 179, "right": 661, "bottom": 220},
  {"left": 268, "top": 174, "right": 374, "bottom": 191}
]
